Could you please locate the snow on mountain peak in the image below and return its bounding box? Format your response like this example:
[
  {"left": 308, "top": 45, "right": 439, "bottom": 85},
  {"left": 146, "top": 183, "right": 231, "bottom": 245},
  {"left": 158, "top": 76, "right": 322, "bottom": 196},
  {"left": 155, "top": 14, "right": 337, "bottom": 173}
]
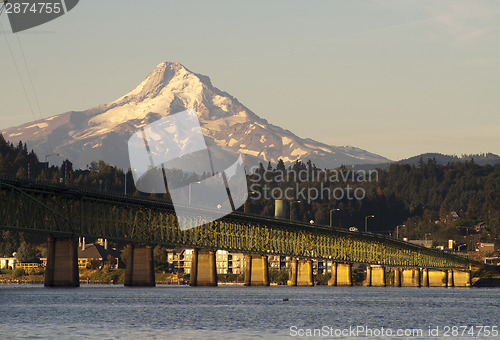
[{"left": 89, "top": 62, "right": 210, "bottom": 128}]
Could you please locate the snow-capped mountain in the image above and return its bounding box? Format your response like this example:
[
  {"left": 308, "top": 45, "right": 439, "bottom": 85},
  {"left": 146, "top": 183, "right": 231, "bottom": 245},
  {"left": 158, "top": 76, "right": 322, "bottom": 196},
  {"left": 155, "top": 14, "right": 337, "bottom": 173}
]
[{"left": 1, "top": 62, "right": 390, "bottom": 169}]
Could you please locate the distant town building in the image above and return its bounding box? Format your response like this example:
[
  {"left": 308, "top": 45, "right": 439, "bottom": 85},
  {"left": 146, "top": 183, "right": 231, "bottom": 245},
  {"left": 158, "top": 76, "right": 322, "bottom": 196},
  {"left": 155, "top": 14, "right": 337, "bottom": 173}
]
[
  {"left": 476, "top": 243, "right": 495, "bottom": 253},
  {"left": 483, "top": 257, "right": 500, "bottom": 265}
]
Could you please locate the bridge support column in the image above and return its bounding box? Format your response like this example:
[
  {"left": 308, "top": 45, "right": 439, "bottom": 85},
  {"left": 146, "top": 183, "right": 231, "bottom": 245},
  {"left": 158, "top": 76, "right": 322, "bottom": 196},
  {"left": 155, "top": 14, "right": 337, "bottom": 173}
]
[
  {"left": 447, "top": 270, "right": 454, "bottom": 287},
  {"left": 364, "top": 266, "right": 385, "bottom": 287},
  {"left": 190, "top": 249, "right": 217, "bottom": 286},
  {"left": 422, "top": 269, "right": 429, "bottom": 287},
  {"left": 394, "top": 268, "right": 401, "bottom": 287},
  {"left": 290, "top": 259, "right": 313, "bottom": 286},
  {"left": 44, "top": 237, "right": 79, "bottom": 287},
  {"left": 244, "top": 255, "right": 269, "bottom": 286},
  {"left": 297, "top": 259, "right": 314, "bottom": 286},
  {"left": 290, "top": 258, "right": 298, "bottom": 286},
  {"left": 328, "top": 262, "right": 337, "bottom": 286},
  {"left": 452, "top": 269, "right": 471, "bottom": 287},
  {"left": 423, "top": 269, "right": 448, "bottom": 287},
  {"left": 363, "top": 266, "right": 372, "bottom": 286},
  {"left": 328, "top": 263, "right": 352, "bottom": 286},
  {"left": 401, "top": 268, "right": 421, "bottom": 287},
  {"left": 124, "top": 244, "right": 155, "bottom": 287}
]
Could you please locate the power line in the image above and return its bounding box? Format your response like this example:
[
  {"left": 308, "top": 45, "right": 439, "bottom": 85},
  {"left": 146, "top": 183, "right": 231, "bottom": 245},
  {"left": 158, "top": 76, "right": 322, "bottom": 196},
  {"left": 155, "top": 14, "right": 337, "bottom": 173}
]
[
  {"left": 0, "top": 5, "right": 53, "bottom": 157},
  {"left": 1, "top": 23, "right": 38, "bottom": 125},
  {"left": 15, "top": 33, "right": 53, "bottom": 154}
]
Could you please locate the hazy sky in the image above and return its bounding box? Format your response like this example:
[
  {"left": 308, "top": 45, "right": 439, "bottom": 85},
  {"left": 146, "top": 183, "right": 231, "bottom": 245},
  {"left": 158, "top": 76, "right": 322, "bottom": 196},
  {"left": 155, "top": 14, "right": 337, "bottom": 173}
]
[{"left": 0, "top": 0, "right": 499, "bottom": 161}]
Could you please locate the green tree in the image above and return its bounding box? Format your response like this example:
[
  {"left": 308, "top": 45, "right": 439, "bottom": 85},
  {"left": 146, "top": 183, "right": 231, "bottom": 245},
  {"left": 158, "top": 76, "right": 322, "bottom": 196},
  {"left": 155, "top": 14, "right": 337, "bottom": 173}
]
[
  {"left": 15, "top": 241, "right": 41, "bottom": 263},
  {"left": 13, "top": 267, "right": 25, "bottom": 278},
  {"left": 153, "top": 245, "right": 168, "bottom": 272}
]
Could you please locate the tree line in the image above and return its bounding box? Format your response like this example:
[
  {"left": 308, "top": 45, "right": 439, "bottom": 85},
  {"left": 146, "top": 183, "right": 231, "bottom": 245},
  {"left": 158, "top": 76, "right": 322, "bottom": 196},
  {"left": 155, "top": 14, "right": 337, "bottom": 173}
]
[{"left": 0, "top": 134, "right": 498, "bottom": 257}]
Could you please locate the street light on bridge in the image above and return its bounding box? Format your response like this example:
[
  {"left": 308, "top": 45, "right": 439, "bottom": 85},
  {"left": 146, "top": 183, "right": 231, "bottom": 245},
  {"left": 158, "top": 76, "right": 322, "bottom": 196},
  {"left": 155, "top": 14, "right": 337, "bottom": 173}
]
[
  {"left": 396, "top": 224, "right": 405, "bottom": 239},
  {"left": 365, "top": 215, "right": 375, "bottom": 233},
  {"left": 329, "top": 208, "right": 340, "bottom": 228}
]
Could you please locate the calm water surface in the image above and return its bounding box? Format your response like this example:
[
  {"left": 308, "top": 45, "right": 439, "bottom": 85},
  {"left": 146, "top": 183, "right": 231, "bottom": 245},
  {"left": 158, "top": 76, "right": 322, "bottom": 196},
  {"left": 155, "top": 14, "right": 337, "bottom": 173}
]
[{"left": 0, "top": 285, "right": 499, "bottom": 339}]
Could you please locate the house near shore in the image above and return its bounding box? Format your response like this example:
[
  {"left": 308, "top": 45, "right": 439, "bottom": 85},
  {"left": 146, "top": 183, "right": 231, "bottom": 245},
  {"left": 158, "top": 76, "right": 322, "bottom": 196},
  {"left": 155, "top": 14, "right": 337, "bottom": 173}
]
[
  {"left": 0, "top": 257, "right": 17, "bottom": 270},
  {"left": 77, "top": 239, "right": 122, "bottom": 269}
]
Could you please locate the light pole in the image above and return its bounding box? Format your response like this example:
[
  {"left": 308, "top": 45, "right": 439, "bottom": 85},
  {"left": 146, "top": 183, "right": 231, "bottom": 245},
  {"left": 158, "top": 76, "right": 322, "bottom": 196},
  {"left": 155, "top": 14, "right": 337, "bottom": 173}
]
[
  {"left": 396, "top": 224, "right": 405, "bottom": 239},
  {"left": 290, "top": 201, "right": 301, "bottom": 221},
  {"left": 244, "top": 191, "right": 258, "bottom": 214},
  {"left": 365, "top": 215, "right": 374, "bottom": 233},
  {"left": 424, "top": 233, "right": 431, "bottom": 247},
  {"left": 330, "top": 208, "right": 340, "bottom": 228},
  {"left": 188, "top": 181, "right": 202, "bottom": 204},
  {"left": 124, "top": 169, "right": 130, "bottom": 196},
  {"left": 457, "top": 243, "right": 467, "bottom": 252}
]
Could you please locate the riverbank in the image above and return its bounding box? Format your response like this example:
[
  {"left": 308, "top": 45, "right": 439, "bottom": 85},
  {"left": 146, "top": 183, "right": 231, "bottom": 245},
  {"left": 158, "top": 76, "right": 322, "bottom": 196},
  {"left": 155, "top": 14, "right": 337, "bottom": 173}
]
[{"left": 0, "top": 268, "right": 187, "bottom": 285}]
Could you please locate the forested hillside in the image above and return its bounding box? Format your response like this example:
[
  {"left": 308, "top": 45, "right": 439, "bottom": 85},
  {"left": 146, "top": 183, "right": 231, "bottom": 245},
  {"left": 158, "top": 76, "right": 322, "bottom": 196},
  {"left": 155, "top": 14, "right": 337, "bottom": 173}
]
[{"left": 1, "top": 134, "right": 499, "bottom": 256}]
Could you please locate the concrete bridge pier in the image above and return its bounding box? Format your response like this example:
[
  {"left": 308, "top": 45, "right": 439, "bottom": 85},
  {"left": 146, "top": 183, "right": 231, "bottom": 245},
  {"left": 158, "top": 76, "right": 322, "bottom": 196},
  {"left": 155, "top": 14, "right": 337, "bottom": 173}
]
[
  {"left": 401, "top": 268, "right": 421, "bottom": 287},
  {"left": 452, "top": 269, "right": 471, "bottom": 287},
  {"left": 190, "top": 249, "right": 217, "bottom": 286},
  {"left": 394, "top": 268, "right": 402, "bottom": 287},
  {"left": 124, "top": 244, "right": 155, "bottom": 287},
  {"left": 290, "top": 258, "right": 298, "bottom": 286},
  {"left": 44, "top": 236, "right": 79, "bottom": 287},
  {"left": 297, "top": 259, "right": 314, "bottom": 286},
  {"left": 363, "top": 266, "right": 371, "bottom": 286},
  {"left": 422, "top": 268, "right": 428, "bottom": 287},
  {"left": 447, "top": 270, "right": 454, "bottom": 287},
  {"left": 363, "top": 266, "right": 386, "bottom": 287},
  {"left": 422, "top": 269, "right": 448, "bottom": 287},
  {"left": 244, "top": 255, "right": 270, "bottom": 286},
  {"left": 328, "top": 263, "right": 352, "bottom": 286},
  {"left": 289, "top": 259, "right": 313, "bottom": 286}
]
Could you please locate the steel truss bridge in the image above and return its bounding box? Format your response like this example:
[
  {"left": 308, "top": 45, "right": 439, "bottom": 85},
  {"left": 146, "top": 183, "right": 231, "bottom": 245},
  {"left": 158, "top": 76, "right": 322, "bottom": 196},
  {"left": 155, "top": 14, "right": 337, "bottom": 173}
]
[{"left": 0, "top": 176, "right": 469, "bottom": 269}]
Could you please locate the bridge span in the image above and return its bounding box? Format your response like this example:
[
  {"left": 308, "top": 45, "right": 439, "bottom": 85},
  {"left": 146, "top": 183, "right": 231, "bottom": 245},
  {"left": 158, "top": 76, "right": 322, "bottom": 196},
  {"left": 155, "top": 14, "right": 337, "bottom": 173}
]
[{"left": 0, "top": 176, "right": 470, "bottom": 288}]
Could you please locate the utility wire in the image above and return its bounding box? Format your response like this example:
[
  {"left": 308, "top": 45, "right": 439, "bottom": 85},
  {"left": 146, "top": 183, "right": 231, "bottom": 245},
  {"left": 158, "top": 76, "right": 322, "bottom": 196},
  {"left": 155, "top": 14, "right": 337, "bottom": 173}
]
[
  {"left": 1, "top": 23, "right": 38, "bottom": 124},
  {"left": 0, "top": 6, "right": 53, "bottom": 158},
  {"left": 15, "top": 33, "right": 54, "bottom": 154}
]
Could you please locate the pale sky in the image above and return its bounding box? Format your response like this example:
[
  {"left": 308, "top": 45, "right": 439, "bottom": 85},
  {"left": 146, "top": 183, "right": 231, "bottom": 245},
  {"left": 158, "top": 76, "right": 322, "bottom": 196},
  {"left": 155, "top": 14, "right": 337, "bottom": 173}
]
[{"left": 0, "top": 0, "right": 499, "bottom": 161}]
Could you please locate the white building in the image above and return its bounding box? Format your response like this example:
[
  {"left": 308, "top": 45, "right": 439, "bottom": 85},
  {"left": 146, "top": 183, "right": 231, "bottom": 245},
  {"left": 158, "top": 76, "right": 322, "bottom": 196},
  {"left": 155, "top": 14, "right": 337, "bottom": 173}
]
[{"left": 0, "top": 257, "right": 17, "bottom": 270}]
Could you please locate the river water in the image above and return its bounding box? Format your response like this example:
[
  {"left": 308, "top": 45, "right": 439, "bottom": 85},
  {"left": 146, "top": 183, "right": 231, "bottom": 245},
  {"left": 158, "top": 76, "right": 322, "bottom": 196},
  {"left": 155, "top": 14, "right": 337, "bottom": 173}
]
[{"left": 0, "top": 285, "right": 499, "bottom": 339}]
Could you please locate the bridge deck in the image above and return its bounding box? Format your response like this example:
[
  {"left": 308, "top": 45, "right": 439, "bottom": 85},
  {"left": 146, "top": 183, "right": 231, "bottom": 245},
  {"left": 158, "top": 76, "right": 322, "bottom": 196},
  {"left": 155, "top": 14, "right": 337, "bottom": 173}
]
[{"left": 0, "top": 176, "right": 469, "bottom": 269}]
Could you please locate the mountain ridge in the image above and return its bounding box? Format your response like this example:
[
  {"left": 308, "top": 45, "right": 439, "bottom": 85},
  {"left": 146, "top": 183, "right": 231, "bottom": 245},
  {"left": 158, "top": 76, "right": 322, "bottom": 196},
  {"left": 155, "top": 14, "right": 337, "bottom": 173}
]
[
  {"left": 1, "top": 62, "right": 390, "bottom": 169},
  {"left": 351, "top": 152, "right": 500, "bottom": 171}
]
